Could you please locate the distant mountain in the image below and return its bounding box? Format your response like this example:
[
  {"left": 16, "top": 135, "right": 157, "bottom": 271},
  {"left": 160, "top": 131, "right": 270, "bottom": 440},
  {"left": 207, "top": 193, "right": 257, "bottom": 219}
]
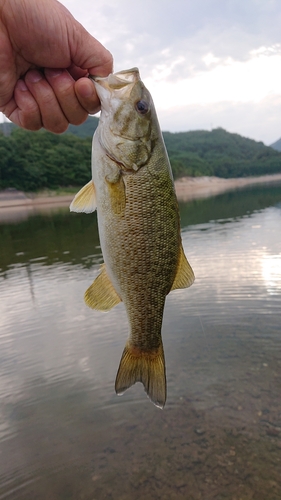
[
  {"left": 65, "top": 115, "right": 99, "bottom": 138},
  {"left": 70, "top": 122, "right": 281, "bottom": 177},
  {"left": 1, "top": 122, "right": 281, "bottom": 192},
  {"left": 67, "top": 121, "right": 281, "bottom": 178},
  {"left": 270, "top": 138, "right": 281, "bottom": 152},
  {"left": 162, "top": 128, "right": 281, "bottom": 178}
]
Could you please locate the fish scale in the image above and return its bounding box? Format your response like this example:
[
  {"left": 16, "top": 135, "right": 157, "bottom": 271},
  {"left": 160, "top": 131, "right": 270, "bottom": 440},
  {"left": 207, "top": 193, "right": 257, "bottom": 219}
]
[{"left": 70, "top": 68, "right": 195, "bottom": 408}]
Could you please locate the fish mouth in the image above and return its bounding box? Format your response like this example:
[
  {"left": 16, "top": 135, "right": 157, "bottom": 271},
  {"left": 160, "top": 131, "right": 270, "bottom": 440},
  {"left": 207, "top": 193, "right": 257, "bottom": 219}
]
[
  {"left": 89, "top": 68, "right": 141, "bottom": 106},
  {"left": 90, "top": 68, "right": 140, "bottom": 91}
]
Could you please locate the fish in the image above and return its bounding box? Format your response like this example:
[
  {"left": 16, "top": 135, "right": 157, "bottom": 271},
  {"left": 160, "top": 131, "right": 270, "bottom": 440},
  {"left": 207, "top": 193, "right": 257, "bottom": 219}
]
[{"left": 70, "top": 68, "right": 195, "bottom": 408}]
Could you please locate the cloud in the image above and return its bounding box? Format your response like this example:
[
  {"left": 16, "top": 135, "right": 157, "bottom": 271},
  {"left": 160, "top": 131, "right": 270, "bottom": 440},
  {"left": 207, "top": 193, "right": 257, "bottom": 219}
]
[
  {"left": 62, "top": 0, "right": 281, "bottom": 74},
  {"left": 157, "top": 94, "right": 281, "bottom": 145},
  {"left": 2, "top": 0, "right": 281, "bottom": 144},
  {"left": 145, "top": 47, "right": 281, "bottom": 104},
  {"left": 140, "top": 47, "right": 281, "bottom": 144}
]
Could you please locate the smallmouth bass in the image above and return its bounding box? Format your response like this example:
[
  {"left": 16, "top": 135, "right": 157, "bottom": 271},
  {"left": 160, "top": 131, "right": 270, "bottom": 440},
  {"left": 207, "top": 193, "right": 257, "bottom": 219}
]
[{"left": 70, "top": 68, "right": 195, "bottom": 408}]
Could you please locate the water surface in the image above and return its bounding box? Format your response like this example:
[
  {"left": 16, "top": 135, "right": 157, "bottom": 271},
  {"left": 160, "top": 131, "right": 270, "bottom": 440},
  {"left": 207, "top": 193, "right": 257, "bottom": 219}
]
[{"left": 0, "top": 183, "right": 281, "bottom": 499}]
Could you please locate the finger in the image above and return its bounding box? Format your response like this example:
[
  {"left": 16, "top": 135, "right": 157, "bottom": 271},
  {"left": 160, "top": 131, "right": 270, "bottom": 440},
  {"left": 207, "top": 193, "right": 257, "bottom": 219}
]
[
  {"left": 68, "top": 21, "right": 113, "bottom": 77},
  {"left": 25, "top": 70, "right": 69, "bottom": 134},
  {"left": 74, "top": 77, "right": 101, "bottom": 115},
  {"left": 88, "top": 51, "right": 113, "bottom": 77},
  {"left": 5, "top": 79, "right": 42, "bottom": 131},
  {"left": 67, "top": 64, "right": 88, "bottom": 81},
  {"left": 44, "top": 68, "right": 88, "bottom": 125}
]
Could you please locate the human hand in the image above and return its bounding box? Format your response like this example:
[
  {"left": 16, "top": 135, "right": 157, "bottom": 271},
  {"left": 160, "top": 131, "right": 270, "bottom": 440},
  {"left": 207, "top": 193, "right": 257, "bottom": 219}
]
[{"left": 0, "top": 0, "right": 113, "bottom": 133}]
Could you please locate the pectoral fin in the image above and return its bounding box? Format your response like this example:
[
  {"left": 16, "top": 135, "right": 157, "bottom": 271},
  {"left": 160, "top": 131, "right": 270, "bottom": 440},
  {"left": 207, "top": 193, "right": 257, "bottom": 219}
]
[
  {"left": 106, "top": 175, "right": 126, "bottom": 216},
  {"left": 171, "top": 244, "right": 195, "bottom": 291},
  {"left": 70, "top": 180, "right": 96, "bottom": 213},
  {"left": 84, "top": 264, "right": 121, "bottom": 311}
]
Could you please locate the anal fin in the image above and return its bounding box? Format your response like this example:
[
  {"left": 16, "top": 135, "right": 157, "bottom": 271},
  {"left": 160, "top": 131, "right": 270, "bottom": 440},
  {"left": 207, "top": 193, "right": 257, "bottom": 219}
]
[
  {"left": 84, "top": 264, "right": 121, "bottom": 311},
  {"left": 70, "top": 180, "right": 96, "bottom": 213},
  {"left": 171, "top": 243, "right": 195, "bottom": 291}
]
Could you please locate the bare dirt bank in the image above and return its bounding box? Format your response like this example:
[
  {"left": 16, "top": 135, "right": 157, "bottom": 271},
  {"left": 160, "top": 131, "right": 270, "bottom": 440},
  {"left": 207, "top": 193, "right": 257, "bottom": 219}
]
[
  {"left": 0, "top": 192, "right": 74, "bottom": 210},
  {"left": 0, "top": 192, "right": 75, "bottom": 223},
  {"left": 174, "top": 173, "right": 281, "bottom": 201}
]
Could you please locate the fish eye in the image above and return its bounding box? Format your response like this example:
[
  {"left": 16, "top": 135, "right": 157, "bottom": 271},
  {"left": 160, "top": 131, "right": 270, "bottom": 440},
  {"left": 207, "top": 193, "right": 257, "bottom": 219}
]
[{"left": 135, "top": 100, "right": 149, "bottom": 114}]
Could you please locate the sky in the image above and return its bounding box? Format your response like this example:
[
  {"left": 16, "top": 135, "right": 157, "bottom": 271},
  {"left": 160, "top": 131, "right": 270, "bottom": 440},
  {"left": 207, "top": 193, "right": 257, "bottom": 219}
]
[{"left": 2, "top": 0, "right": 281, "bottom": 145}]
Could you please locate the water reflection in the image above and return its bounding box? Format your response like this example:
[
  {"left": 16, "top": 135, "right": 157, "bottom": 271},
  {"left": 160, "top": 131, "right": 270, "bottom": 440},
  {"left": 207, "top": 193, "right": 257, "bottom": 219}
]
[
  {"left": 0, "top": 183, "right": 280, "bottom": 499},
  {"left": 0, "top": 210, "right": 101, "bottom": 272},
  {"left": 179, "top": 181, "right": 281, "bottom": 227},
  {"left": 262, "top": 254, "right": 281, "bottom": 294}
]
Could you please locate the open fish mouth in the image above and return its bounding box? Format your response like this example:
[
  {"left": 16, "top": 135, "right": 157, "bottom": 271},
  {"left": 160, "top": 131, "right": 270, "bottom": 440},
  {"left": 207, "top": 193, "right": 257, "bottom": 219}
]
[{"left": 89, "top": 68, "right": 140, "bottom": 91}]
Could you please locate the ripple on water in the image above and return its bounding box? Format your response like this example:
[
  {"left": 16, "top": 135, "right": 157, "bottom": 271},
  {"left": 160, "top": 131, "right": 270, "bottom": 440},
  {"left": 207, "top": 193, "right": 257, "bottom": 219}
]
[{"left": 0, "top": 190, "right": 280, "bottom": 499}]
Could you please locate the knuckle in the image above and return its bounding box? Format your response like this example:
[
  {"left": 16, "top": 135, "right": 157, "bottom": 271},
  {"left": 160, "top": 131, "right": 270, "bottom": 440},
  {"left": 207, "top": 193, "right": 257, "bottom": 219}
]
[
  {"left": 20, "top": 113, "right": 42, "bottom": 131},
  {"left": 45, "top": 120, "right": 68, "bottom": 134},
  {"left": 69, "top": 111, "right": 88, "bottom": 126}
]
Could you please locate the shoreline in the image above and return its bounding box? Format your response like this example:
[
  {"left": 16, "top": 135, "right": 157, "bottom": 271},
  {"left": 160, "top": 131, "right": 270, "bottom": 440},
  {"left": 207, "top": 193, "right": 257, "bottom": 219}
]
[
  {"left": 0, "top": 193, "right": 75, "bottom": 210},
  {"left": 174, "top": 172, "right": 281, "bottom": 201},
  {"left": 0, "top": 173, "right": 281, "bottom": 213}
]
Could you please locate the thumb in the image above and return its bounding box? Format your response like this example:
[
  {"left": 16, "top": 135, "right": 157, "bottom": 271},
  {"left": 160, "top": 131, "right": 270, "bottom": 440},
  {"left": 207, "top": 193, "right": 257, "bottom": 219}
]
[
  {"left": 0, "top": 22, "right": 17, "bottom": 109},
  {"left": 67, "top": 19, "right": 113, "bottom": 77}
]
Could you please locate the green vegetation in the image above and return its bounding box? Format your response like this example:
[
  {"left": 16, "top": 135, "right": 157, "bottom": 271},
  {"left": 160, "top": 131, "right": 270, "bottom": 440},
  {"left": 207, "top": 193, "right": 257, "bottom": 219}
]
[
  {"left": 0, "top": 128, "right": 91, "bottom": 191},
  {"left": 162, "top": 128, "right": 281, "bottom": 178},
  {"left": 1, "top": 117, "right": 281, "bottom": 192}
]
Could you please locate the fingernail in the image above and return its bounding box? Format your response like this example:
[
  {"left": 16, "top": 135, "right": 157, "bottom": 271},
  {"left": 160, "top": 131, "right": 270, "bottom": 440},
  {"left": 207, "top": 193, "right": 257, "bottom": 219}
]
[
  {"left": 25, "top": 70, "right": 43, "bottom": 83},
  {"left": 17, "top": 79, "right": 28, "bottom": 91},
  {"left": 45, "top": 68, "right": 63, "bottom": 78}
]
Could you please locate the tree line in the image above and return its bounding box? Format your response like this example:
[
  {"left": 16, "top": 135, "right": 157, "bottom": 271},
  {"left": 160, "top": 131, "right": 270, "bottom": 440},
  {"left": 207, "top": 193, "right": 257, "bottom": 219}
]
[
  {"left": 162, "top": 128, "right": 281, "bottom": 178},
  {"left": 0, "top": 121, "right": 281, "bottom": 192},
  {"left": 0, "top": 128, "right": 92, "bottom": 191}
]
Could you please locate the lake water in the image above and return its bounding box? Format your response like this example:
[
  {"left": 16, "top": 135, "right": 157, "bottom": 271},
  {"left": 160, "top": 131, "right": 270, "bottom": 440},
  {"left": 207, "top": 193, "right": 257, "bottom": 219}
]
[{"left": 0, "top": 183, "right": 281, "bottom": 500}]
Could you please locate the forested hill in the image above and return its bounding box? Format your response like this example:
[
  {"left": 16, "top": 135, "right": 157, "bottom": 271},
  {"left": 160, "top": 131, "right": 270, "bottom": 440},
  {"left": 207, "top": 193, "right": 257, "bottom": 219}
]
[
  {"left": 66, "top": 116, "right": 99, "bottom": 138},
  {"left": 0, "top": 116, "right": 99, "bottom": 139},
  {"left": 0, "top": 118, "right": 281, "bottom": 192},
  {"left": 271, "top": 138, "right": 281, "bottom": 152},
  {"left": 162, "top": 128, "right": 281, "bottom": 178}
]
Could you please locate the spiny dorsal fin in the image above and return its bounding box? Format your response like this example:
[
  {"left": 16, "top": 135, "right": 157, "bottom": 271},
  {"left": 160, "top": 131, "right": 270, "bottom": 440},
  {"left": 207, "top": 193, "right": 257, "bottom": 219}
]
[
  {"left": 115, "top": 342, "right": 166, "bottom": 409},
  {"left": 70, "top": 180, "right": 96, "bottom": 213},
  {"left": 84, "top": 264, "right": 121, "bottom": 311},
  {"left": 171, "top": 244, "right": 195, "bottom": 291}
]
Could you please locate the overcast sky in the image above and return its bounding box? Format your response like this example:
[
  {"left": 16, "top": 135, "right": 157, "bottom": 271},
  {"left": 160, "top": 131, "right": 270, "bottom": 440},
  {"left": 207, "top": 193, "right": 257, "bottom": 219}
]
[{"left": 2, "top": 0, "right": 281, "bottom": 144}]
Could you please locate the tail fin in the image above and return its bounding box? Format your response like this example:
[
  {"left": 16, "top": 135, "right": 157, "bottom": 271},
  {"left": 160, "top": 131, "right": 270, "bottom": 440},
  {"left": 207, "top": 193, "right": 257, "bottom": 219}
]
[{"left": 115, "top": 342, "right": 166, "bottom": 409}]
